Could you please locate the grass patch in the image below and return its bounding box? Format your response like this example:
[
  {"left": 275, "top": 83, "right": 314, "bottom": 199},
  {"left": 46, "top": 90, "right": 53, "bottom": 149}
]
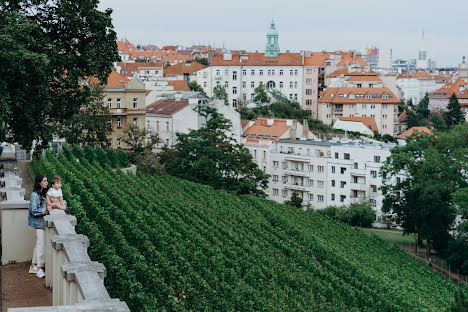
[{"left": 362, "top": 228, "right": 416, "bottom": 245}]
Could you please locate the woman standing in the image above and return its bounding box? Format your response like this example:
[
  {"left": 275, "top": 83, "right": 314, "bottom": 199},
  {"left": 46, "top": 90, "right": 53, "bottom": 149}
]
[{"left": 28, "top": 174, "right": 51, "bottom": 278}]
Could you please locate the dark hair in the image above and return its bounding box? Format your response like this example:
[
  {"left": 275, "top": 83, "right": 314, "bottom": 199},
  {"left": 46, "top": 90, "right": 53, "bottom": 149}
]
[
  {"left": 33, "top": 174, "right": 48, "bottom": 200},
  {"left": 51, "top": 176, "right": 62, "bottom": 185}
]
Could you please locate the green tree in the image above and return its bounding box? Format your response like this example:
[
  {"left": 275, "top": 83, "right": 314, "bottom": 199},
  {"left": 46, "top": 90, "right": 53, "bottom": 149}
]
[
  {"left": 213, "top": 85, "right": 229, "bottom": 105},
  {"left": 446, "top": 93, "right": 464, "bottom": 127},
  {"left": 285, "top": 192, "right": 303, "bottom": 208},
  {"left": 135, "top": 150, "right": 165, "bottom": 176},
  {"left": 253, "top": 83, "right": 270, "bottom": 107},
  {"left": 406, "top": 109, "right": 426, "bottom": 128},
  {"left": 194, "top": 57, "right": 209, "bottom": 66},
  {"left": 416, "top": 93, "right": 430, "bottom": 118},
  {"left": 381, "top": 123, "right": 468, "bottom": 252},
  {"left": 122, "top": 125, "right": 160, "bottom": 163},
  {"left": 407, "top": 98, "right": 414, "bottom": 108},
  {"left": 160, "top": 106, "right": 269, "bottom": 196},
  {"left": 398, "top": 99, "right": 408, "bottom": 114},
  {"left": 430, "top": 113, "right": 448, "bottom": 131},
  {"left": 187, "top": 81, "right": 206, "bottom": 94},
  {"left": 58, "top": 86, "right": 112, "bottom": 147},
  {"left": 0, "top": 1, "right": 119, "bottom": 152}
]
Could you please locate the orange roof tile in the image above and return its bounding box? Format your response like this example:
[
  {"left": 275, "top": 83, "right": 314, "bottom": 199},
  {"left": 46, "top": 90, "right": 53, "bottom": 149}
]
[
  {"left": 168, "top": 80, "right": 190, "bottom": 91},
  {"left": 212, "top": 52, "right": 302, "bottom": 66},
  {"left": 117, "top": 62, "right": 163, "bottom": 77},
  {"left": 241, "top": 119, "right": 253, "bottom": 130},
  {"left": 242, "top": 118, "right": 300, "bottom": 143},
  {"left": 319, "top": 87, "right": 399, "bottom": 104},
  {"left": 396, "top": 126, "right": 433, "bottom": 139},
  {"left": 348, "top": 75, "right": 382, "bottom": 82},
  {"left": 304, "top": 52, "right": 330, "bottom": 66},
  {"left": 397, "top": 111, "right": 408, "bottom": 123},
  {"left": 327, "top": 68, "right": 377, "bottom": 78},
  {"left": 164, "top": 62, "right": 206, "bottom": 77},
  {"left": 431, "top": 78, "right": 468, "bottom": 98},
  {"left": 105, "top": 71, "right": 130, "bottom": 88},
  {"left": 336, "top": 52, "right": 368, "bottom": 66},
  {"left": 146, "top": 99, "right": 189, "bottom": 116},
  {"left": 339, "top": 117, "right": 378, "bottom": 132}
]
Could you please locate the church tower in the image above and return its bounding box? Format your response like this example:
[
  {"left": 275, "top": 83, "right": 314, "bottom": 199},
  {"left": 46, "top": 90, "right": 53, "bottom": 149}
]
[
  {"left": 265, "top": 20, "right": 280, "bottom": 57},
  {"left": 416, "top": 28, "right": 428, "bottom": 70}
]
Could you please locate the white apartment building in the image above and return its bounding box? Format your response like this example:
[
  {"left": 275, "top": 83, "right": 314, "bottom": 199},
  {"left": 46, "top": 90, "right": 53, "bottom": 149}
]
[
  {"left": 267, "top": 138, "right": 394, "bottom": 218},
  {"left": 210, "top": 53, "right": 303, "bottom": 107},
  {"left": 396, "top": 73, "right": 445, "bottom": 104},
  {"left": 196, "top": 67, "right": 212, "bottom": 97}
]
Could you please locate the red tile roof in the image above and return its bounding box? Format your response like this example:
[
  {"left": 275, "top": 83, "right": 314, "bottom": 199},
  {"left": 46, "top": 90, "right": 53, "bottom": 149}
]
[
  {"left": 396, "top": 126, "right": 433, "bottom": 139},
  {"left": 397, "top": 111, "right": 408, "bottom": 123},
  {"left": 431, "top": 78, "right": 468, "bottom": 98},
  {"left": 146, "top": 99, "right": 189, "bottom": 116},
  {"left": 105, "top": 71, "right": 130, "bottom": 88},
  {"left": 304, "top": 52, "right": 330, "bottom": 66},
  {"left": 348, "top": 75, "right": 382, "bottom": 82},
  {"left": 117, "top": 62, "right": 163, "bottom": 77},
  {"left": 338, "top": 117, "right": 378, "bottom": 132},
  {"left": 212, "top": 52, "right": 302, "bottom": 66},
  {"left": 164, "top": 62, "right": 206, "bottom": 77},
  {"left": 319, "top": 87, "right": 399, "bottom": 104},
  {"left": 242, "top": 118, "right": 300, "bottom": 143},
  {"left": 168, "top": 80, "right": 190, "bottom": 91},
  {"left": 327, "top": 68, "right": 377, "bottom": 78},
  {"left": 336, "top": 52, "right": 368, "bottom": 66}
]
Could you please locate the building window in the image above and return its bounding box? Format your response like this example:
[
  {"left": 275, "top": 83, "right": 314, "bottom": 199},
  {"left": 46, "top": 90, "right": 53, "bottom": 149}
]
[
  {"left": 133, "top": 118, "right": 138, "bottom": 126},
  {"left": 290, "top": 81, "right": 293, "bottom": 88},
  {"left": 282, "top": 176, "right": 288, "bottom": 184},
  {"left": 354, "top": 162, "right": 358, "bottom": 169},
  {"left": 383, "top": 114, "right": 387, "bottom": 119},
  {"left": 117, "top": 138, "right": 121, "bottom": 148},
  {"left": 371, "top": 170, "right": 377, "bottom": 178},
  {"left": 224, "top": 69, "right": 229, "bottom": 76},
  {"left": 282, "top": 190, "right": 288, "bottom": 198},
  {"left": 294, "top": 70, "right": 298, "bottom": 75},
  {"left": 341, "top": 167, "right": 346, "bottom": 174},
  {"left": 251, "top": 69, "right": 255, "bottom": 75},
  {"left": 331, "top": 166, "right": 335, "bottom": 173},
  {"left": 166, "top": 122, "right": 169, "bottom": 131},
  {"left": 294, "top": 82, "right": 298, "bottom": 88},
  {"left": 382, "top": 93, "right": 389, "bottom": 99},
  {"left": 335, "top": 152, "right": 339, "bottom": 159},
  {"left": 233, "top": 87, "right": 237, "bottom": 94},
  {"left": 308, "top": 165, "right": 314, "bottom": 172},
  {"left": 371, "top": 185, "right": 377, "bottom": 192},
  {"left": 331, "top": 194, "right": 335, "bottom": 201},
  {"left": 232, "top": 71, "right": 237, "bottom": 80},
  {"left": 370, "top": 199, "right": 377, "bottom": 207},
  {"left": 331, "top": 180, "right": 335, "bottom": 187},
  {"left": 279, "top": 69, "right": 284, "bottom": 76},
  {"left": 216, "top": 69, "right": 220, "bottom": 76},
  {"left": 306, "top": 100, "right": 312, "bottom": 105},
  {"left": 251, "top": 81, "right": 255, "bottom": 88},
  {"left": 306, "top": 78, "right": 312, "bottom": 85},
  {"left": 371, "top": 104, "right": 376, "bottom": 109},
  {"left": 203, "top": 72, "right": 208, "bottom": 78},
  {"left": 307, "top": 179, "right": 314, "bottom": 187},
  {"left": 267, "top": 70, "right": 271, "bottom": 76},
  {"left": 306, "top": 89, "right": 312, "bottom": 95},
  {"left": 242, "top": 69, "right": 246, "bottom": 76},
  {"left": 117, "top": 118, "right": 121, "bottom": 128},
  {"left": 362, "top": 104, "right": 367, "bottom": 109},
  {"left": 317, "top": 195, "right": 324, "bottom": 202},
  {"left": 294, "top": 94, "right": 297, "bottom": 100},
  {"left": 273, "top": 175, "right": 279, "bottom": 182},
  {"left": 353, "top": 176, "right": 358, "bottom": 183},
  {"left": 203, "top": 82, "right": 207, "bottom": 87},
  {"left": 374, "top": 156, "right": 380, "bottom": 163},
  {"left": 242, "top": 81, "right": 246, "bottom": 88},
  {"left": 340, "top": 195, "right": 346, "bottom": 202},
  {"left": 366, "top": 93, "right": 372, "bottom": 100},
  {"left": 133, "top": 98, "right": 138, "bottom": 109},
  {"left": 340, "top": 181, "right": 346, "bottom": 188},
  {"left": 318, "top": 181, "right": 324, "bottom": 188},
  {"left": 290, "top": 70, "right": 293, "bottom": 75},
  {"left": 224, "top": 81, "right": 229, "bottom": 88},
  {"left": 116, "top": 98, "right": 121, "bottom": 109},
  {"left": 107, "top": 98, "right": 112, "bottom": 108},
  {"left": 279, "top": 82, "right": 283, "bottom": 88},
  {"left": 383, "top": 104, "right": 388, "bottom": 109},
  {"left": 107, "top": 138, "right": 112, "bottom": 148},
  {"left": 326, "top": 114, "right": 331, "bottom": 119},
  {"left": 282, "top": 161, "right": 288, "bottom": 169},
  {"left": 318, "top": 165, "right": 324, "bottom": 173},
  {"left": 357, "top": 83, "right": 362, "bottom": 88},
  {"left": 273, "top": 188, "right": 279, "bottom": 195},
  {"left": 308, "top": 194, "right": 314, "bottom": 201},
  {"left": 344, "top": 153, "right": 350, "bottom": 160},
  {"left": 259, "top": 70, "right": 263, "bottom": 76}
]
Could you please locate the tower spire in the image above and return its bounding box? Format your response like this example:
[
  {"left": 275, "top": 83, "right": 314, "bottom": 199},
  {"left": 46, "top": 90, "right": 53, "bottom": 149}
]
[{"left": 265, "top": 19, "right": 280, "bottom": 57}]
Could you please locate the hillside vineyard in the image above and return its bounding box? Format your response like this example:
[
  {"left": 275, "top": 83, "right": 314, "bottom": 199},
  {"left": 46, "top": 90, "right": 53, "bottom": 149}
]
[{"left": 33, "top": 146, "right": 465, "bottom": 312}]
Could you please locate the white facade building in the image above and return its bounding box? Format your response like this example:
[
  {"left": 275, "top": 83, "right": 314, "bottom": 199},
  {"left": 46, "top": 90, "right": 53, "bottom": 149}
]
[{"left": 266, "top": 139, "right": 394, "bottom": 218}]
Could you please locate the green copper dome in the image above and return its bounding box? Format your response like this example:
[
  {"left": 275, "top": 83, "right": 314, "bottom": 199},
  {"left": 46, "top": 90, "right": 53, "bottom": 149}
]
[{"left": 265, "top": 20, "right": 280, "bottom": 57}]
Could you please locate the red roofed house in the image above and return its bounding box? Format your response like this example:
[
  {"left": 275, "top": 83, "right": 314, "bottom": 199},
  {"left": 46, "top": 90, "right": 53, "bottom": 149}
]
[
  {"left": 104, "top": 71, "right": 147, "bottom": 150},
  {"left": 241, "top": 118, "right": 315, "bottom": 172},
  {"left": 396, "top": 126, "right": 433, "bottom": 141},
  {"left": 116, "top": 62, "right": 163, "bottom": 81},
  {"left": 318, "top": 87, "right": 400, "bottom": 135},
  {"left": 167, "top": 80, "right": 190, "bottom": 91},
  {"left": 332, "top": 117, "right": 378, "bottom": 136},
  {"left": 164, "top": 61, "right": 207, "bottom": 82}
]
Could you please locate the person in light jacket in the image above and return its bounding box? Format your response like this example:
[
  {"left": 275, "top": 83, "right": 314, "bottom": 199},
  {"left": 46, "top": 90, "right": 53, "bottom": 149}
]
[{"left": 28, "top": 174, "right": 51, "bottom": 278}]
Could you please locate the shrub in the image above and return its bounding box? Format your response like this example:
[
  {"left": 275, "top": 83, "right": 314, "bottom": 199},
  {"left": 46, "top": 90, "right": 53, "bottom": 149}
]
[
  {"left": 117, "top": 150, "right": 129, "bottom": 168},
  {"left": 135, "top": 150, "right": 164, "bottom": 175},
  {"left": 95, "top": 147, "right": 108, "bottom": 167},
  {"left": 83, "top": 145, "right": 96, "bottom": 163},
  {"left": 106, "top": 149, "right": 119, "bottom": 168},
  {"left": 72, "top": 144, "right": 84, "bottom": 159}
]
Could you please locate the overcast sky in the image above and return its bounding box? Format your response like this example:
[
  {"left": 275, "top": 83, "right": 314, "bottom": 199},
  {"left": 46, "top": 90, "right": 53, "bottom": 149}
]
[{"left": 98, "top": 0, "right": 468, "bottom": 67}]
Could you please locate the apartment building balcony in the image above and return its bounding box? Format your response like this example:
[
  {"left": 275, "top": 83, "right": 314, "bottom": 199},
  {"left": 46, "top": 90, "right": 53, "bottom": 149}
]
[
  {"left": 284, "top": 183, "right": 308, "bottom": 191},
  {"left": 350, "top": 195, "right": 366, "bottom": 204},
  {"left": 350, "top": 169, "right": 366, "bottom": 176},
  {"left": 283, "top": 154, "right": 310, "bottom": 162},
  {"left": 350, "top": 183, "right": 368, "bottom": 192},
  {"left": 284, "top": 169, "right": 309, "bottom": 177},
  {"left": 111, "top": 108, "right": 127, "bottom": 116},
  {"left": 333, "top": 108, "right": 343, "bottom": 113}
]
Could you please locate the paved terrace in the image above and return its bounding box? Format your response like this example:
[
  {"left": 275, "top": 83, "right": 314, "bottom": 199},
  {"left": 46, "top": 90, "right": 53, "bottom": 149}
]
[{"left": 0, "top": 145, "right": 129, "bottom": 311}]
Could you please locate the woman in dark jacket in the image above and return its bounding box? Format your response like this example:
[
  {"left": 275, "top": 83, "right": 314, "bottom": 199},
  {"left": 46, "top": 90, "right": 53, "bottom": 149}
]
[{"left": 28, "top": 174, "right": 51, "bottom": 278}]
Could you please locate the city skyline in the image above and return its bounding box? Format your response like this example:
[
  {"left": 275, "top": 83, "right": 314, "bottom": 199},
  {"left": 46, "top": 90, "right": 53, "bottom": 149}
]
[{"left": 99, "top": 0, "right": 468, "bottom": 67}]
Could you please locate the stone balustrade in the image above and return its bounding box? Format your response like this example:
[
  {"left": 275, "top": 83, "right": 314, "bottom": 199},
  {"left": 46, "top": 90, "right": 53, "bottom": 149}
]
[{"left": 1, "top": 149, "right": 130, "bottom": 312}]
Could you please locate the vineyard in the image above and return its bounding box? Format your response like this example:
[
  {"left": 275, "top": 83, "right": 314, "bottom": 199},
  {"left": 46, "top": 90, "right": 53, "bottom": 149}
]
[{"left": 33, "top": 145, "right": 466, "bottom": 312}]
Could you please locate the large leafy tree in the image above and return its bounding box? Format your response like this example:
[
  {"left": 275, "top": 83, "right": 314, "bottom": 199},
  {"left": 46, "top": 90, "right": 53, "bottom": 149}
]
[
  {"left": 381, "top": 123, "right": 468, "bottom": 251},
  {"left": 213, "top": 85, "right": 229, "bottom": 105},
  {"left": 253, "top": 82, "right": 270, "bottom": 107},
  {"left": 161, "top": 106, "right": 269, "bottom": 196},
  {"left": 0, "top": 0, "right": 119, "bottom": 151},
  {"left": 446, "top": 93, "right": 464, "bottom": 127},
  {"left": 122, "top": 124, "right": 160, "bottom": 163}
]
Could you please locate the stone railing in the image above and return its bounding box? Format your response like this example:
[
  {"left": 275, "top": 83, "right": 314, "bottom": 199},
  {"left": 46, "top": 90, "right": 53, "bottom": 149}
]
[{"left": 1, "top": 147, "right": 130, "bottom": 311}]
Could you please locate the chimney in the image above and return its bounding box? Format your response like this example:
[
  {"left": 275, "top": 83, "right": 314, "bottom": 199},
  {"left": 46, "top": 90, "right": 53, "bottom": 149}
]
[
  {"left": 290, "top": 121, "right": 297, "bottom": 140},
  {"left": 267, "top": 118, "right": 274, "bottom": 126},
  {"left": 302, "top": 119, "right": 309, "bottom": 139}
]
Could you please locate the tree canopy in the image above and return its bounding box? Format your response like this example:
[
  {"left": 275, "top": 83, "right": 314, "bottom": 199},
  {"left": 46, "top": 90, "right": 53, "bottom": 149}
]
[
  {"left": 381, "top": 123, "right": 468, "bottom": 251},
  {"left": 213, "top": 85, "right": 229, "bottom": 106},
  {"left": 160, "top": 106, "right": 269, "bottom": 196},
  {"left": 0, "top": 0, "right": 119, "bottom": 151},
  {"left": 446, "top": 93, "right": 464, "bottom": 127}
]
